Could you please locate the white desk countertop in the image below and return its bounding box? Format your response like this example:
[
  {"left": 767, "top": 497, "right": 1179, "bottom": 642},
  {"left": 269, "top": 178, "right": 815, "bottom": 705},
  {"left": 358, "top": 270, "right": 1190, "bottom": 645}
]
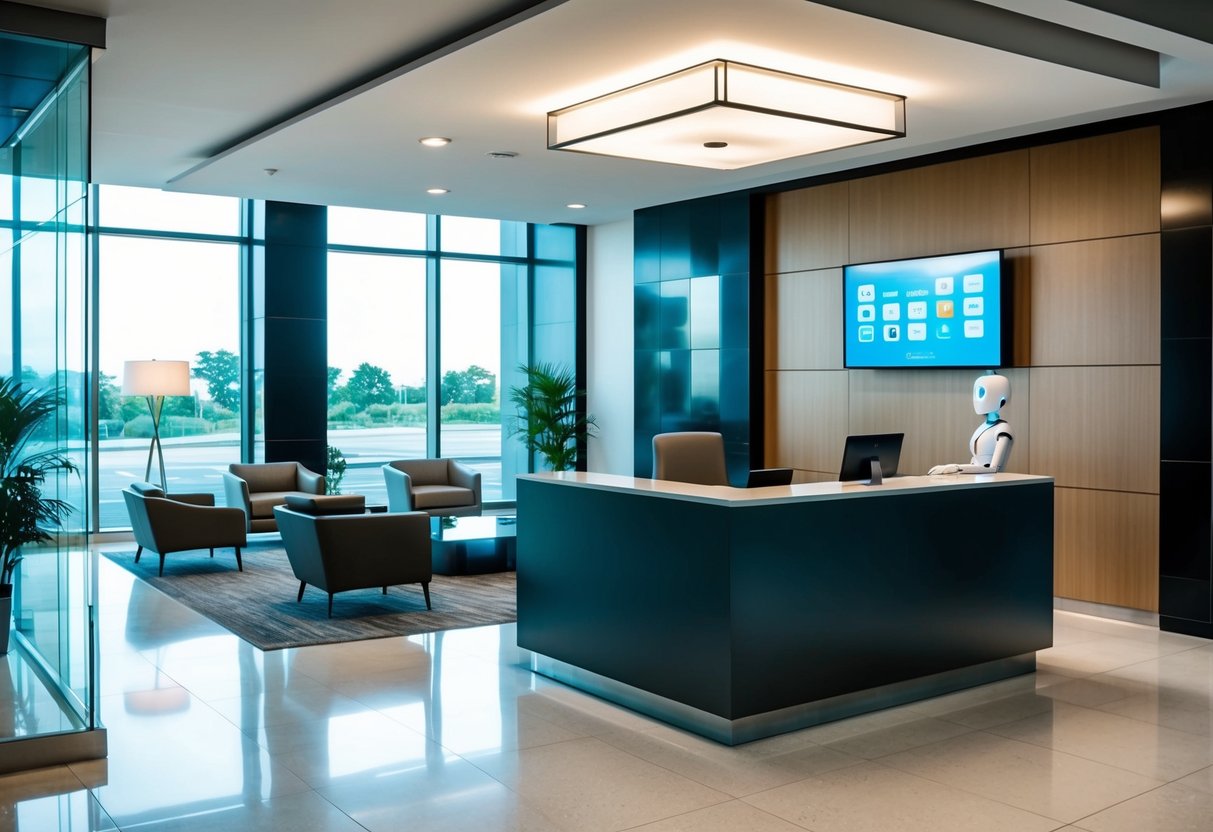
[{"left": 518, "top": 471, "right": 1053, "bottom": 507}]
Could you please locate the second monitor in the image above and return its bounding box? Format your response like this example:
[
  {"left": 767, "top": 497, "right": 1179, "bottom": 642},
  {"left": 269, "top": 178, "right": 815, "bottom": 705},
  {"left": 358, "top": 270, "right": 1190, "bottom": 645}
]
[{"left": 838, "top": 433, "right": 904, "bottom": 485}]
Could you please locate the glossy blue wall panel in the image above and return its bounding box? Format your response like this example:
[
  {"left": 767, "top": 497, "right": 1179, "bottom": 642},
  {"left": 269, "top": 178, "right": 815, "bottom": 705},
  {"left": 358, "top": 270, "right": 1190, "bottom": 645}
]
[
  {"left": 633, "top": 194, "right": 757, "bottom": 478},
  {"left": 1161, "top": 337, "right": 1211, "bottom": 463},
  {"left": 1159, "top": 105, "right": 1213, "bottom": 637},
  {"left": 634, "top": 284, "right": 660, "bottom": 350},
  {"left": 659, "top": 280, "right": 690, "bottom": 350},
  {"left": 1160, "top": 228, "right": 1212, "bottom": 340}
]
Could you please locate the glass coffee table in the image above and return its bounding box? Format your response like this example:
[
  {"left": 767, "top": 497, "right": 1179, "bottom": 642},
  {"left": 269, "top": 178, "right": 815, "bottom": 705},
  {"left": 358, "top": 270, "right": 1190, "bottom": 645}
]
[{"left": 430, "top": 515, "right": 516, "bottom": 575}]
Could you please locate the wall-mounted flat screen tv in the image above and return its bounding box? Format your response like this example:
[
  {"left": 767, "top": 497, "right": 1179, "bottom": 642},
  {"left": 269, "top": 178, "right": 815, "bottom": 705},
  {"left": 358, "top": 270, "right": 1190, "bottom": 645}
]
[{"left": 843, "top": 249, "right": 1006, "bottom": 369}]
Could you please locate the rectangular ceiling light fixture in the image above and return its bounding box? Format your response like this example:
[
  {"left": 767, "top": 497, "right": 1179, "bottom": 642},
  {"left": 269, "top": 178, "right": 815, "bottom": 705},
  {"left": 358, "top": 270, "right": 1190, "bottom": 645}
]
[{"left": 548, "top": 60, "right": 906, "bottom": 170}]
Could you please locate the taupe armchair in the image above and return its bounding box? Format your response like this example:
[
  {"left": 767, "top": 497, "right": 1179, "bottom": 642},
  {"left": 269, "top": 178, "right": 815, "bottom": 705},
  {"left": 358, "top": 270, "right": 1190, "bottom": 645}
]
[
  {"left": 122, "top": 482, "right": 247, "bottom": 576},
  {"left": 223, "top": 461, "right": 325, "bottom": 532},
  {"left": 273, "top": 496, "right": 433, "bottom": 617},
  {"left": 382, "top": 458, "right": 481, "bottom": 517},
  {"left": 652, "top": 431, "right": 730, "bottom": 485}
]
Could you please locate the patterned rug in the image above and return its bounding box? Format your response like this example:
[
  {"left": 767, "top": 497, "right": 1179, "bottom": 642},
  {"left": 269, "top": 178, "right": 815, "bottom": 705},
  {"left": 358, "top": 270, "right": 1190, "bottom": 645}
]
[{"left": 105, "top": 543, "right": 516, "bottom": 651}]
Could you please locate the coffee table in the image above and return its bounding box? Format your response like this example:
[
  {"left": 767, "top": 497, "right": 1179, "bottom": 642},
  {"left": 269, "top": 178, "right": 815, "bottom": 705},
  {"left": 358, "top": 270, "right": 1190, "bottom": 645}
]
[{"left": 430, "top": 515, "right": 516, "bottom": 575}]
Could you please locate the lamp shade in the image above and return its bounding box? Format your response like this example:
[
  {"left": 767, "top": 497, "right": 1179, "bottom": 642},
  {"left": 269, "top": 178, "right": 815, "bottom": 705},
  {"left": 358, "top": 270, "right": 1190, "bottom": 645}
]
[
  {"left": 548, "top": 59, "right": 905, "bottom": 170},
  {"left": 122, "top": 360, "right": 191, "bottom": 397}
]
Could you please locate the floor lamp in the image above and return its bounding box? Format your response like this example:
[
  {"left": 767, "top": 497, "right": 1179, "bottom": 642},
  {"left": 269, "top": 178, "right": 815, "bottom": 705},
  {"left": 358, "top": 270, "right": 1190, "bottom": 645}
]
[{"left": 122, "top": 360, "right": 190, "bottom": 492}]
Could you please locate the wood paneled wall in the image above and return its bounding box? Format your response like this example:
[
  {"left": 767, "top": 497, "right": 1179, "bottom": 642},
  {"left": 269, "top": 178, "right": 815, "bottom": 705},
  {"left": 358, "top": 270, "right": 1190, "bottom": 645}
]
[{"left": 765, "top": 127, "right": 1161, "bottom": 612}]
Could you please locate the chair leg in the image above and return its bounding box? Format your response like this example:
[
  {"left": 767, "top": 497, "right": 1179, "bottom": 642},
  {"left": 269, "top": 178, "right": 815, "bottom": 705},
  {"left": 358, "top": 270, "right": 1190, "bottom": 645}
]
[
  {"left": 134, "top": 545, "right": 143, "bottom": 563},
  {"left": 209, "top": 548, "right": 215, "bottom": 558},
  {"left": 158, "top": 554, "right": 166, "bottom": 577},
  {"left": 382, "top": 586, "right": 388, "bottom": 595},
  {"left": 297, "top": 581, "right": 306, "bottom": 602},
  {"left": 422, "top": 581, "right": 431, "bottom": 610},
  {"left": 234, "top": 547, "right": 243, "bottom": 572},
  {"left": 327, "top": 593, "right": 334, "bottom": 618}
]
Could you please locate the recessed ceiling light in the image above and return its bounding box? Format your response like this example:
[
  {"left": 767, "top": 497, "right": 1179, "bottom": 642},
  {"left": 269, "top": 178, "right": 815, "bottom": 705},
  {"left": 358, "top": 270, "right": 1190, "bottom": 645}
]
[
  {"left": 426, "top": 187, "right": 449, "bottom": 195},
  {"left": 567, "top": 203, "right": 587, "bottom": 209},
  {"left": 419, "top": 137, "right": 451, "bottom": 148}
]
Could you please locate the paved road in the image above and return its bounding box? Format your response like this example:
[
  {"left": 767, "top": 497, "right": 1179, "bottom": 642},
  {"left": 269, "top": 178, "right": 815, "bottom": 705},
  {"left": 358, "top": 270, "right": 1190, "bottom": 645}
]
[{"left": 98, "top": 426, "right": 504, "bottom": 529}]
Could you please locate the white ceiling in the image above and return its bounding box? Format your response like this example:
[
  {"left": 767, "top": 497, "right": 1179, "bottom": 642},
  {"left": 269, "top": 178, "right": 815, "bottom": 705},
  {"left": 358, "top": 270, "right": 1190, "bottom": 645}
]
[{"left": 29, "top": 0, "right": 1213, "bottom": 225}]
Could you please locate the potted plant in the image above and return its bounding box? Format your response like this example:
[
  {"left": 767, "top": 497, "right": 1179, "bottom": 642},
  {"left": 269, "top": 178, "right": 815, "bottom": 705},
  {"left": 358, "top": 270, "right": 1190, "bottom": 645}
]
[
  {"left": 0, "top": 377, "right": 77, "bottom": 654},
  {"left": 508, "top": 362, "right": 597, "bottom": 471},
  {"left": 326, "top": 444, "right": 347, "bottom": 494}
]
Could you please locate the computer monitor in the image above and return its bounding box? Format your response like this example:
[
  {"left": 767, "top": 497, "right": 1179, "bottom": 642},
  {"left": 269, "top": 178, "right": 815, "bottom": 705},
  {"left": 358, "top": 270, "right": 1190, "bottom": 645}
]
[
  {"left": 745, "top": 467, "right": 794, "bottom": 488},
  {"left": 838, "top": 433, "right": 904, "bottom": 485}
]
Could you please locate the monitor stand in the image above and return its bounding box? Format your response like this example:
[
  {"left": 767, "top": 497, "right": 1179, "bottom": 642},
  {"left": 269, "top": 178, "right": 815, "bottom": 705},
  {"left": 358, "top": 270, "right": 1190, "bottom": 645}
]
[{"left": 867, "top": 459, "right": 883, "bottom": 486}]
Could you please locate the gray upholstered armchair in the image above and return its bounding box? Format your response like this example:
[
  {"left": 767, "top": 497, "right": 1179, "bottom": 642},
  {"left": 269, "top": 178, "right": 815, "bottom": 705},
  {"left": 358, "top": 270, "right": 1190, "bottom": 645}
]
[
  {"left": 122, "top": 482, "right": 247, "bottom": 576},
  {"left": 651, "top": 431, "right": 730, "bottom": 485},
  {"left": 273, "top": 495, "right": 433, "bottom": 617},
  {"left": 223, "top": 461, "right": 325, "bottom": 532},
  {"left": 382, "top": 458, "right": 481, "bottom": 517}
]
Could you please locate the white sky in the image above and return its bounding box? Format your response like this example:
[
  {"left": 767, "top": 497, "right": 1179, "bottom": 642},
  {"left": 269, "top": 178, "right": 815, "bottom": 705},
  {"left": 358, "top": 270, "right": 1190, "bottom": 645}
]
[{"left": 90, "top": 187, "right": 505, "bottom": 392}]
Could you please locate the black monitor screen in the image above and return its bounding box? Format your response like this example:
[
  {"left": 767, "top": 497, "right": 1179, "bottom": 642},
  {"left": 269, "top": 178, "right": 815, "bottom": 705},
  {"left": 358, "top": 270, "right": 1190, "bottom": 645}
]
[{"left": 838, "top": 433, "right": 904, "bottom": 483}]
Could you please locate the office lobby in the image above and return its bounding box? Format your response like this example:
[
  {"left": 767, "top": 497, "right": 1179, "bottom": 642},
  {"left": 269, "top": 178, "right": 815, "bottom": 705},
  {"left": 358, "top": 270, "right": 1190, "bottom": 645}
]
[{"left": 4, "top": 1, "right": 1213, "bottom": 830}]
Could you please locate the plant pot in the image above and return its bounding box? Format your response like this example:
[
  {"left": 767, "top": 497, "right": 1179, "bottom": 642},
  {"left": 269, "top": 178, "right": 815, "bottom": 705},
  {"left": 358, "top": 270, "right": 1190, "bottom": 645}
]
[{"left": 0, "top": 584, "right": 11, "bottom": 655}]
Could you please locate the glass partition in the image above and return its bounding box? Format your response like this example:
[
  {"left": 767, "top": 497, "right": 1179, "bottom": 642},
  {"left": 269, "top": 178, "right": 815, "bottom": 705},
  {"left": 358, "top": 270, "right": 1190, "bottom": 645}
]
[{"left": 0, "top": 29, "right": 101, "bottom": 763}]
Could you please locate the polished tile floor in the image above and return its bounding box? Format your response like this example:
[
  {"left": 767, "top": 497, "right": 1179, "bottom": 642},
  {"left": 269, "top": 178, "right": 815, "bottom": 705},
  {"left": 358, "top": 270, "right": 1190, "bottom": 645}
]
[{"left": 2, "top": 554, "right": 1212, "bottom": 831}]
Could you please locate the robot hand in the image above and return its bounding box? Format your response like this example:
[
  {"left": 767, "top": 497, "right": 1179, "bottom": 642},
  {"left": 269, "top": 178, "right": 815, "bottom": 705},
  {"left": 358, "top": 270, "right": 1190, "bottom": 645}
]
[{"left": 928, "top": 464, "right": 963, "bottom": 475}]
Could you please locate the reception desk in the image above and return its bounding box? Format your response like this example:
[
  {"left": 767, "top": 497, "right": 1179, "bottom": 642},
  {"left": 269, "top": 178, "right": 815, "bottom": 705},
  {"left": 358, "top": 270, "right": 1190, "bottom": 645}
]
[{"left": 516, "top": 471, "right": 1054, "bottom": 744}]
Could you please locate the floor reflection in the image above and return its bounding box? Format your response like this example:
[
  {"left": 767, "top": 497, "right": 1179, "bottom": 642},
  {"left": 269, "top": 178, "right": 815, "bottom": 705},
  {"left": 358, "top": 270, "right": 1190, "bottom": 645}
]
[{"left": 2, "top": 552, "right": 1212, "bottom": 832}]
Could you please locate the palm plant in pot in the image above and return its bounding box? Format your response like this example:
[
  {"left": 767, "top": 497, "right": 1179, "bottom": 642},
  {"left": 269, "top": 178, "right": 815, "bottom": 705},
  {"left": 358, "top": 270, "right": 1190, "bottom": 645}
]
[
  {"left": 0, "top": 377, "right": 76, "bottom": 654},
  {"left": 508, "top": 362, "right": 597, "bottom": 471}
]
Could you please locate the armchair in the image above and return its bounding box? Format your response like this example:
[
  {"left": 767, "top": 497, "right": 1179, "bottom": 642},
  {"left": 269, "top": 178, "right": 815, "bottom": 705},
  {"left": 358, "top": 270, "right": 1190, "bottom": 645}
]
[
  {"left": 273, "top": 496, "right": 433, "bottom": 617},
  {"left": 382, "top": 458, "right": 481, "bottom": 517},
  {"left": 651, "top": 431, "right": 730, "bottom": 485},
  {"left": 223, "top": 461, "right": 325, "bottom": 532},
  {"left": 122, "top": 482, "right": 247, "bottom": 576}
]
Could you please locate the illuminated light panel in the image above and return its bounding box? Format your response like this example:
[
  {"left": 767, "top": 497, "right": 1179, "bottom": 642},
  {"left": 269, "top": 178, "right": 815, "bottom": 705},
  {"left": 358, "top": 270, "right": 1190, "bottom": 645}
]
[{"left": 548, "top": 59, "right": 905, "bottom": 170}]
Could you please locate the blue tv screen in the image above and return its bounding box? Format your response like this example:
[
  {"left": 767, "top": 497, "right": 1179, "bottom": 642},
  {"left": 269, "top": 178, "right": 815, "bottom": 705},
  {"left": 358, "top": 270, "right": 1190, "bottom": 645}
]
[{"left": 843, "top": 249, "right": 1005, "bottom": 369}]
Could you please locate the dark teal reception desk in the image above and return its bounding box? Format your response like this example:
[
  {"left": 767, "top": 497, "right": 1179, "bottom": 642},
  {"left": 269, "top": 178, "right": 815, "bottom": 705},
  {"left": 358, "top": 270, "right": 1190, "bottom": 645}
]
[{"left": 516, "top": 472, "right": 1054, "bottom": 744}]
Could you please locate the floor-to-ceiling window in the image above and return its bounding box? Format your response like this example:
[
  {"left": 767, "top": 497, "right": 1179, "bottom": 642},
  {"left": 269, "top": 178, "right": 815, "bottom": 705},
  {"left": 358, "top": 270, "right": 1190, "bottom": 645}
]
[
  {"left": 83, "top": 190, "right": 579, "bottom": 526},
  {"left": 94, "top": 186, "right": 243, "bottom": 529},
  {"left": 327, "top": 210, "right": 553, "bottom": 504}
]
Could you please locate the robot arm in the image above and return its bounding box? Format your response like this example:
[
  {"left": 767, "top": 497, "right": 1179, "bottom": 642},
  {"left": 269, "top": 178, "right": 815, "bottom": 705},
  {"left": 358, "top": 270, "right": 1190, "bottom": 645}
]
[{"left": 929, "top": 427, "right": 1013, "bottom": 475}]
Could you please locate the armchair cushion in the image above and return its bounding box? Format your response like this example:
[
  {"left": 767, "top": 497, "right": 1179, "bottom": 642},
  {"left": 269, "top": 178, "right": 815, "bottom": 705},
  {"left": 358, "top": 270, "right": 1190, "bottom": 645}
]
[
  {"left": 412, "top": 485, "right": 476, "bottom": 511},
  {"left": 285, "top": 494, "right": 366, "bottom": 516}
]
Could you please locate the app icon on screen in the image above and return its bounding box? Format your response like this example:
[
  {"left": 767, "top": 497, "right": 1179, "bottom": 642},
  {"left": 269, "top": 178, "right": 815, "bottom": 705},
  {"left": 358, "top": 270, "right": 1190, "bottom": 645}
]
[
  {"left": 858, "top": 325, "right": 875, "bottom": 342},
  {"left": 963, "top": 273, "right": 984, "bottom": 293},
  {"left": 907, "top": 301, "right": 927, "bottom": 320},
  {"left": 883, "top": 324, "right": 900, "bottom": 342},
  {"left": 882, "top": 303, "right": 900, "bottom": 321},
  {"left": 936, "top": 299, "right": 954, "bottom": 318},
  {"left": 935, "top": 276, "right": 954, "bottom": 295},
  {"left": 907, "top": 323, "right": 927, "bottom": 341},
  {"left": 858, "top": 284, "right": 875, "bottom": 302},
  {"left": 963, "top": 297, "right": 984, "bottom": 316},
  {"left": 964, "top": 319, "right": 984, "bottom": 339},
  {"left": 936, "top": 323, "right": 952, "bottom": 339},
  {"left": 857, "top": 304, "right": 875, "bottom": 322}
]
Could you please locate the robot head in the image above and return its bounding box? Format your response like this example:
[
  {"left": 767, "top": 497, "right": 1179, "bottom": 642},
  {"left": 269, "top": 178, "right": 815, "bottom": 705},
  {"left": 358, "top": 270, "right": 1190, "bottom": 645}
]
[{"left": 973, "top": 373, "right": 1010, "bottom": 416}]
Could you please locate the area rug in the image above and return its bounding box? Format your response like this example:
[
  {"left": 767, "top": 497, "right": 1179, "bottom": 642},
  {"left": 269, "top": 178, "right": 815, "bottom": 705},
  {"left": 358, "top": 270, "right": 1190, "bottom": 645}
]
[{"left": 105, "top": 544, "right": 516, "bottom": 651}]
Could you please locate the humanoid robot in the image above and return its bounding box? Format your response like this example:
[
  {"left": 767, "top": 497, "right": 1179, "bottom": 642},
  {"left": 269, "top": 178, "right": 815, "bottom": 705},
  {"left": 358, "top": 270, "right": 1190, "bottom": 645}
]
[{"left": 928, "top": 373, "right": 1014, "bottom": 475}]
